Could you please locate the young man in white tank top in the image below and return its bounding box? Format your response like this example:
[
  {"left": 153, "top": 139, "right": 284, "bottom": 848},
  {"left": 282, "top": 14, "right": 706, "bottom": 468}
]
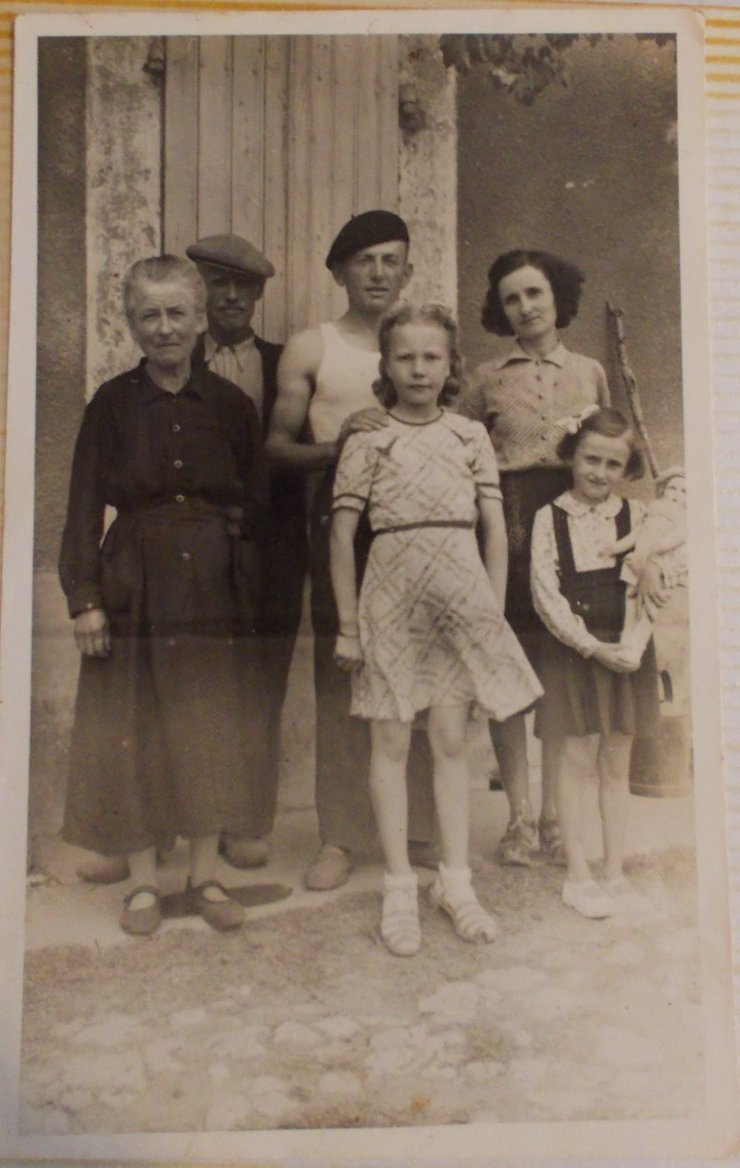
[{"left": 268, "top": 210, "right": 436, "bottom": 891}]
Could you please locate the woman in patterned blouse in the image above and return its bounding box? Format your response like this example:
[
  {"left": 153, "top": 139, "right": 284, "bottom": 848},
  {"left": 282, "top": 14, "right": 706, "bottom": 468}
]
[{"left": 460, "top": 250, "right": 610, "bottom": 867}]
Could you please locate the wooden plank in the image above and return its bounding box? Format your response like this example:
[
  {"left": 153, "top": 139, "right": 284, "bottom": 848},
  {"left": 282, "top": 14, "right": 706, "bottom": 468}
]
[
  {"left": 232, "top": 36, "right": 266, "bottom": 334},
  {"left": 263, "top": 36, "right": 289, "bottom": 343},
  {"left": 355, "top": 36, "right": 380, "bottom": 212},
  {"left": 231, "top": 36, "right": 265, "bottom": 246},
  {"left": 197, "top": 36, "right": 233, "bottom": 236},
  {"left": 329, "top": 36, "right": 357, "bottom": 320},
  {"left": 286, "top": 37, "right": 311, "bottom": 335},
  {"left": 309, "top": 36, "right": 334, "bottom": 325},
  {"left": 377, "top": 35, "right": 400, "bottom": 213},
  {"left": 163, "top": 37, "right": 199, "bottom": 254}
]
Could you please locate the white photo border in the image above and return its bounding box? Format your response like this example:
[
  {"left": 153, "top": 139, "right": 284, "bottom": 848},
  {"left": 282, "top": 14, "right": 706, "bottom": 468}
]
[{"left": 1, "top": 6, "right": 736, "bottom": 1163}]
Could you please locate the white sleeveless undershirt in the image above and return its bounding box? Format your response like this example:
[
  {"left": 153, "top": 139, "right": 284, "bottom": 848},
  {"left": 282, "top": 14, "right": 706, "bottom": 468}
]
[{"left": 307, "top": 322, "right": 381, "bottom": 443}]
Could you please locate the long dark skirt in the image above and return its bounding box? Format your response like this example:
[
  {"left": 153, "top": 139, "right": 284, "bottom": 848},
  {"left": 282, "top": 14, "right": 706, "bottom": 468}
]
[{"left": 62, "top": 506, "right": 264, "bottom": 855}]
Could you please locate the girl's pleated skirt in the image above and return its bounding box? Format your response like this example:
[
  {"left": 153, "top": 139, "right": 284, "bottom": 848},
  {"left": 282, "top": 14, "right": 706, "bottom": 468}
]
[{"left": 536, "top": 632, "right": 660, "bottom": 740}]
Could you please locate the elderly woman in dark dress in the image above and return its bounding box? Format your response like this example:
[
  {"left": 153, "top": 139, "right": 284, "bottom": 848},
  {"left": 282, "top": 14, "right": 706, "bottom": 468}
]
[
  {"left": 60, "top": 255, "right": 267, "bottom": 936},
  {"left": 461, "top": 250, "right": 610, "bottom": 866}
]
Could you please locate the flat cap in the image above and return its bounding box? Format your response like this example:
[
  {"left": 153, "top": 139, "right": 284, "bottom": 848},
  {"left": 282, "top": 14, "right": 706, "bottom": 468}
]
[
  {"left": 186, "top": 234, "right": 275, "bottom": 279},
  {"left": 325, "top": 210, "right": 409, "bottom": 269}
]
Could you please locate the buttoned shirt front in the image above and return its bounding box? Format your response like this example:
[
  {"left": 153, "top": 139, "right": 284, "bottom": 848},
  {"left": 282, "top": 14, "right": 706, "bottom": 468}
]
[
  {"left": 203, "top": 331, "right": 264, "bottom": 420},
  {"left": 59, "top": 361, "right": 265, "bottom": 618},
  {"left": 460, "top": 342, "right": 610, "bottom": 472}
]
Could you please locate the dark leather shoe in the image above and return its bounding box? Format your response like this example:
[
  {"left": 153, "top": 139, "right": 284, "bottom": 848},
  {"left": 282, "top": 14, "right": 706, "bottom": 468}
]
[
  {"left": 304, "top": 845, "right": 353, "bottom": 891},
  {"left": 219, "top": 835, "right": 269, "bottom": 869},
  {"left": 120, "top": 885, "right": 161, "bottom": 935},
  {"left": 77, "top": 853, "right": 130, "bottom": 884},
  {"left": 186, "top": 879, "right": 244, "bottom": 930}
]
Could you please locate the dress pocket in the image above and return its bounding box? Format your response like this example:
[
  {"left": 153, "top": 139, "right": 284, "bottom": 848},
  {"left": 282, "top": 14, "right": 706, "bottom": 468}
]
[{"left": 100, "top": 520, "right": 140, "bottom": 613}]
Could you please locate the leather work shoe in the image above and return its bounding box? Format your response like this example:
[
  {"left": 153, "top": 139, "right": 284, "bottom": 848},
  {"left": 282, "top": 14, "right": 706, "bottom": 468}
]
[
  {"left": 219, "top": 834, "right": 269, "bottom": 869},
  {"left": 186, "top": 879, "right": 245, "bottom": 930},
  {"left": 120, "top": 885, "right": 161, "bottom": 936},
  {"left": 77, "top": 853, "right": 130, "bottom": 884},
  {"left": 304, "top": 844, "right": 353, "bottom": 891}
]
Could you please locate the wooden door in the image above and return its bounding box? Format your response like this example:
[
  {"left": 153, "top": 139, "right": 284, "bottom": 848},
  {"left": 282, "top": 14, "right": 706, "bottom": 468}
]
[{"left": 163, "top": 34, "right": 401, "bottom": 343}]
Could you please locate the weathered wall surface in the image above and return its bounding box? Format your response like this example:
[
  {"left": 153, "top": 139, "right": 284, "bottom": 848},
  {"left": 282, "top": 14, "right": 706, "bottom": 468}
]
[
  {"left": 457, "top": 35, "right": 682, "bottom": 475},
  {"left": 399, "top": 35, "right": 457, "bottom": 310},
  {"left": 86, "top": 37, "right": 162, "bottom": 391},
  {"left": 33, "top": 40, "right": 88, "bottom": 831},
  {"left": 36, "top": 39, "right": 87, "bottom": 575}
]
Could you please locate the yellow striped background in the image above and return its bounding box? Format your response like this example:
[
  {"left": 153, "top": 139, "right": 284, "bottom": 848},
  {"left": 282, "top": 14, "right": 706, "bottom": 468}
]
[
  {"left": 704, "top": 11, "right": 740, "bottom": 1047},
  {"left": 1, "top": 2, "right": 739, "bottom": 1042}
]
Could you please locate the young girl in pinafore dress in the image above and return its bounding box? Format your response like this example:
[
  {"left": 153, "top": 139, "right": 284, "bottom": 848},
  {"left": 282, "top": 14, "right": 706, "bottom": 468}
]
[
  {"left": 330, "top": 304, "right": 542, "bottom": 956},
  {"left": 530, "top": 407, "right": 660, "bottom": 919}
]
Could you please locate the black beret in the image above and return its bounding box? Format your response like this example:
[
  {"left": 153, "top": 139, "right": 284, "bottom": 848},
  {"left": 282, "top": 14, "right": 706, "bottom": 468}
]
[
  {"left": 325, "top": 210, "right": 410, "bottom": 269},
  {"left": 186, "top": 234, "right": 275, "bottom": 279}
]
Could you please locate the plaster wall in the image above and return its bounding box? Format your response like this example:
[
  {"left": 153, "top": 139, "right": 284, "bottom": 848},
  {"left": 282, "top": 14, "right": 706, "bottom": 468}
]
[
  {"left": 33, "top": 40, "right": 88, "bottom": 832},
  {"left": 86, "top": 38, "right": 162, "bottom": 392},
  {"left": 36, "top": 39, "right": 87, "bottom": 575},
  {"left": 457, "top": 36, "right": 682, "bottom": 475},
  {"left": 399, "top": 36, "right": 457, "bottom": 310}
]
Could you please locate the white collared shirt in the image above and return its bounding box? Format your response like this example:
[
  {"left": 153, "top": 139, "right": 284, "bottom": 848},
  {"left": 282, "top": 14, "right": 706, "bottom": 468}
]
[{"left": 203, "top": 332, "right": 264, "bottom": 421}]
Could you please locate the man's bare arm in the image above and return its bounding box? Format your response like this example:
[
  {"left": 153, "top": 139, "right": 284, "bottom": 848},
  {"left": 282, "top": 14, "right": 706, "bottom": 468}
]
[{"left": 266, "top": 327, "right": 338, "bottom": 473}]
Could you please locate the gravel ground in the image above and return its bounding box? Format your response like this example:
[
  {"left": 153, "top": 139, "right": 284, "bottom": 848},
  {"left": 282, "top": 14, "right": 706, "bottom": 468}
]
[{"left": 21, "top": 845, "right": 702, "bottom": 1135}]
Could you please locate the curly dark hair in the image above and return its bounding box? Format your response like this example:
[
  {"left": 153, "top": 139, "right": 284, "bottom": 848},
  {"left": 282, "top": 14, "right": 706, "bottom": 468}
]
[
  {"left": 556, "top": 407, "right": 645, "bottom": 480},
  {"left": 373, "top": 302, "right": 466, "bottom": 409},
  {"left": 481, "top": 249, "right": 585, "bottom": 336}
]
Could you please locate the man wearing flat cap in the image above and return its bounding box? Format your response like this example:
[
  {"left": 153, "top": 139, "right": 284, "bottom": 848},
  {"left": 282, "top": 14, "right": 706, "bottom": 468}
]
[
  {"left": 188, "top": 233, "right": 307, "bottom": 871},
  {"left": 187, "top": 233, "right": 277, "bottom": 420},
  {"left": 267, "top": 209, "right": 436, "bottom": 891}
]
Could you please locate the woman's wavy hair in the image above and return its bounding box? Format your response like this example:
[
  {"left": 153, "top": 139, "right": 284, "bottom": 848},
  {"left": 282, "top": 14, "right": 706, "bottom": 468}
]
[
  {"left": 481, "top": 249, "right": 585, "bottom": 336},
  {"left": 123, "top": 255, "right": 207, "bottom": 322},
  {"left": 556, "top": 406, "right": 645, "bottom": 480},
  {"left": 373, "top": 302, "right": 466, "bottom": 409}
]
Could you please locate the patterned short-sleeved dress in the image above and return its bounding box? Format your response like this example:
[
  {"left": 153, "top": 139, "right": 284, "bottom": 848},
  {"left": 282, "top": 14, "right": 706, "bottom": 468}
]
[{"left": 332, "top": 411, "right": 543, "bottom": 723}]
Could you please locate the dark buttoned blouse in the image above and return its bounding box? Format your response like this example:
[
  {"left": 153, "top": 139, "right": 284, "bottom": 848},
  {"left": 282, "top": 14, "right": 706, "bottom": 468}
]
[{"left": 59, "top": 360, "right": 266, "bottom": 619}]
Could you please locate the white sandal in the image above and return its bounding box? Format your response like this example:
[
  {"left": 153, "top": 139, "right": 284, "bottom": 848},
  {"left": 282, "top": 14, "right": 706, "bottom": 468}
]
[
  {"left": 429, "top": 864, "right": 497, "bottom": 943},
  {"left": 381, "top": 872, "right": 420, "bottom": 957}
]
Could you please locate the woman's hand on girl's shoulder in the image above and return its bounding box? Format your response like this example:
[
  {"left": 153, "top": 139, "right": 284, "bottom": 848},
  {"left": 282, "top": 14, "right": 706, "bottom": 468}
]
[
  {"left": 338, "top": 408, "right": 388, "bottom": 447},
  {"left": 333, "top": 633, "right": 363, "bottom": 671}
]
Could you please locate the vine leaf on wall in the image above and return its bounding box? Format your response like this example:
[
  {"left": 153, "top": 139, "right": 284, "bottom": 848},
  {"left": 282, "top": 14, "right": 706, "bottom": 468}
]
[{"left": 438, "top": 33, "right": 676, "bottom": 106}]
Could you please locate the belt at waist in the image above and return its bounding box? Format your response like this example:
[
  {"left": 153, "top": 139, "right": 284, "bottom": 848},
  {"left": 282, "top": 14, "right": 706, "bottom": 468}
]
[
  {"left": 373, "top": 519, "right": 474, "bottom": 536},
  {"left": 115, "top": 498, "right": 244, "bottom": 533}
]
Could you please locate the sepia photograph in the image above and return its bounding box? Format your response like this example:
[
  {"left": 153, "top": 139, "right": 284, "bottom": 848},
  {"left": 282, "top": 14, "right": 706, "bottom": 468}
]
[{"left": 0, "top": 5, "right": 736, "bottom": 1164}]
